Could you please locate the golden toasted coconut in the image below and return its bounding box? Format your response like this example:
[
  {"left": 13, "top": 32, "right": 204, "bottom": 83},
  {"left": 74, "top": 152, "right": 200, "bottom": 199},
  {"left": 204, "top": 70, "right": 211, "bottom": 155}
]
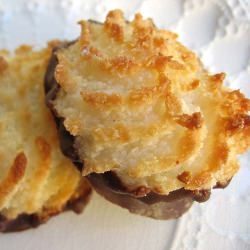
[
  {"left": 52, "top": 9, "right": 250, "bottom": 195},
  {"left": 0, "top": 44, "right": 92, "bottom": 232}
]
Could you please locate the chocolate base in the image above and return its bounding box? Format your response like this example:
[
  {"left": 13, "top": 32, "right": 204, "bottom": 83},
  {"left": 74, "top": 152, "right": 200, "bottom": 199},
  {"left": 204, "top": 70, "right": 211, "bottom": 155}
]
[
  {"left": 44, "top": 40, "right": 232, "bottom": 220},
  {"left": 0, "top": 180, "right": 92, "bottom": 233},
  {"left": 45, "top": 41, "right": 83, "bottom": 172},
  {"left": 87, "top": 173, "right": 194, "bottom": 220}
]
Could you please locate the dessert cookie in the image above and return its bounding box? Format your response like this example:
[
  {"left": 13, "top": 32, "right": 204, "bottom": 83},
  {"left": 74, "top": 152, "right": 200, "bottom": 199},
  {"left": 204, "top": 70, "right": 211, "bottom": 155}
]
[
  {"left": 45, "top": 10, "right": 250, "bottom": 219},
  {"left": 0, "top": 43, "right": 92, "bottom": 232}
]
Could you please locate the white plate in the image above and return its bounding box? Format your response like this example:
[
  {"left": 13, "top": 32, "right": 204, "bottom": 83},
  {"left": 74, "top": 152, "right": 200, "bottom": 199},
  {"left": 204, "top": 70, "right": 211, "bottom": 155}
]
[{"left": 0, "top": 1, "right": 250, "bottom": 249}]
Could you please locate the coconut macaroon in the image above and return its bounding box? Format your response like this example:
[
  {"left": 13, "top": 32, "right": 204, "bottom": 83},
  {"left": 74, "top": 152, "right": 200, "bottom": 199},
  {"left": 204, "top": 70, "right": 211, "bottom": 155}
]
[
  {"left": 45, "top": 10, "right": 250, "bottom": 219},
  {"left": 0, "top": 44, "right": 92, "bottom": 232}
]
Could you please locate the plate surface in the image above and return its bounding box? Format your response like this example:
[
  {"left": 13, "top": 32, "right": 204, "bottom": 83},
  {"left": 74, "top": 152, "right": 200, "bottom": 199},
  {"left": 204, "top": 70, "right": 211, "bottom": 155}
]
[{"left": 0, "top": 1, "right": 250, "bottom": 249}]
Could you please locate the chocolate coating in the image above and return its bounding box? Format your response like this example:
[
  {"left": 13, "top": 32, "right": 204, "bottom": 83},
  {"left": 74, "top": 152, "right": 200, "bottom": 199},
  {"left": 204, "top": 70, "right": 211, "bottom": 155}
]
[
  {"left": 44, "top": 42, "right": 83, "bottom": 172},
  {"left": 87, "top": 173, "right": 194, "bottom": 219},
  {"left": 0, "top": 181, "right": 92, "bottom": 233}
]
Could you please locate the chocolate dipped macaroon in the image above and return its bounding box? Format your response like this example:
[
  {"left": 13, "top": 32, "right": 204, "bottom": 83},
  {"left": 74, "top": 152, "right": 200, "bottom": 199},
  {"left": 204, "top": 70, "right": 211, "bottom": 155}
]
[
  {"left": 45, "top": 10, "right": 250, "bottom": 219},
  {"left": 0, "top": 43, "right": 92, "bottom": 232}
]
